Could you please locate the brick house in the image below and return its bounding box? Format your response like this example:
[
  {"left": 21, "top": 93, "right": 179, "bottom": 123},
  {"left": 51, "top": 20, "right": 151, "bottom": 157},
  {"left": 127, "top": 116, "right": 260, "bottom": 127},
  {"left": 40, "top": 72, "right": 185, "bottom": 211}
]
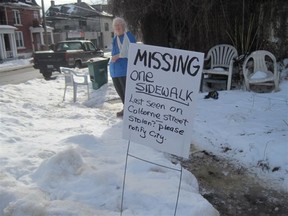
[{"left": 0, "top": 0, "right": 54, "bottom": 61}]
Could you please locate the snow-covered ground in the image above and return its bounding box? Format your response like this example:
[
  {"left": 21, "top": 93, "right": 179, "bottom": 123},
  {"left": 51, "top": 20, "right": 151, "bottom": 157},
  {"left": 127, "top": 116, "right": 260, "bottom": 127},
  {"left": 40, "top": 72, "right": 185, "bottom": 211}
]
[{"left": 0, "top": 58, "right": 287, "bottom": 215}]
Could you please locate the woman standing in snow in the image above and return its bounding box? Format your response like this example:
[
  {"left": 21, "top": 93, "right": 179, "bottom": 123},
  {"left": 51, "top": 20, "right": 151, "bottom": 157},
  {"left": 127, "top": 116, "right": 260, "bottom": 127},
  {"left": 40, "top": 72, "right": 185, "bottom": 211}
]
[{"left": 109, "top": 17, "right": 136, "bottom": 117}]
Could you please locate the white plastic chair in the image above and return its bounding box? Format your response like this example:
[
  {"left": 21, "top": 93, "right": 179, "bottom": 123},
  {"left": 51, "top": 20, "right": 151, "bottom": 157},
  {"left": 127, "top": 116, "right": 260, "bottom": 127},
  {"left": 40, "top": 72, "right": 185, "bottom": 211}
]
[
  {"left": 60, "top": 67, "right": 90, "bottom": 102},
  {"left": 202, "top": 44, "right": 238, "bottom": 91},
  {"left": 242, "top": 50, "right": 279, "bottom": 91}
]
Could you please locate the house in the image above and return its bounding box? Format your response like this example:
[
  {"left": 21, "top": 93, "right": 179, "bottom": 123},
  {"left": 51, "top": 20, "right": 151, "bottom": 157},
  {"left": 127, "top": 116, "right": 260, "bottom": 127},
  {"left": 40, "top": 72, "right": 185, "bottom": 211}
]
[
  {"left": 45, "top": 0, "right": 113, "bottom": 50},
  {"left": 0, "top": 0, "right": 54, "bottom": 61}
]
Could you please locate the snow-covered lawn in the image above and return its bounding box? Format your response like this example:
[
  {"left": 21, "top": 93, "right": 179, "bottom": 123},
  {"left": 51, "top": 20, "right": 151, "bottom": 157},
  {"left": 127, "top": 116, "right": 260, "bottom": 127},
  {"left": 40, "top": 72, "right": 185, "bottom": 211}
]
[{"left": 0, "top": 58, "right": 287, "bottom": 215}]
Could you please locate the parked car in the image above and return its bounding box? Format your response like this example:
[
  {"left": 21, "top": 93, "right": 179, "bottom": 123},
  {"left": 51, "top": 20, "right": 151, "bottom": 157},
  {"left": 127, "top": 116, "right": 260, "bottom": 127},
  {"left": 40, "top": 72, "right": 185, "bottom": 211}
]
[{"left": 33, "top": 40, "right": 104, "bottom": 79}]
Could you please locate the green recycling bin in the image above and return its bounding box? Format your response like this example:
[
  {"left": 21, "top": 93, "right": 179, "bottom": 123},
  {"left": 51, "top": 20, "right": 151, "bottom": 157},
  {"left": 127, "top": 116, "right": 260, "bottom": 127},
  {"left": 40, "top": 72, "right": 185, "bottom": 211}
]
[{"left": 88, "top": 57, "right": 109, "bottom": 90}]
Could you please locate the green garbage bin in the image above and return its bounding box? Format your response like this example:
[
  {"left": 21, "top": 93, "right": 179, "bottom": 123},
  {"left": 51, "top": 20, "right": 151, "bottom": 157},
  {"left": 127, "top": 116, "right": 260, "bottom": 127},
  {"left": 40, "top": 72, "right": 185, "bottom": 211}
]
[{"left": 88, "top": 57, "right": 109, "bottom": 90}]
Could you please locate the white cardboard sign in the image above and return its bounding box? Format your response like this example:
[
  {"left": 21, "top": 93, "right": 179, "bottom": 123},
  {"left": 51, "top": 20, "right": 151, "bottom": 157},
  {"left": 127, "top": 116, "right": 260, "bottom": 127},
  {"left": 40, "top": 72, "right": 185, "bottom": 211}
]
[{"left": 123, "top": 43, "right": 204, "bottom": 158}]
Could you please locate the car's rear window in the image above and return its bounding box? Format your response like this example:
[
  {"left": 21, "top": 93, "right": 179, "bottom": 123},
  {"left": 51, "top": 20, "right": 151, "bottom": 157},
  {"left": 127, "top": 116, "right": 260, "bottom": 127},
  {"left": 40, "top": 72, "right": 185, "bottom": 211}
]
[{"left": 56, "top": 42, "right": 82, "bottom": 51}]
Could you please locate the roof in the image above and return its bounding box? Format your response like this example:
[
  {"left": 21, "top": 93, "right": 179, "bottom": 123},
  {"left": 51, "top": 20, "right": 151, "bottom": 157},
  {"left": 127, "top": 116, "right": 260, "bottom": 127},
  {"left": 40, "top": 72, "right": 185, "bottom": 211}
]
[
  {"left": 0, "top": 0, "right": 40, "bottom": 8},
  {"left": 0, "top": 24, "right": 17, "bottom": 30},
  {"left": 0, "top": 24, "right": 17, "bottom": 33},
  {"left": 45, "top": 2, "right": 112, "bottom": 20}
]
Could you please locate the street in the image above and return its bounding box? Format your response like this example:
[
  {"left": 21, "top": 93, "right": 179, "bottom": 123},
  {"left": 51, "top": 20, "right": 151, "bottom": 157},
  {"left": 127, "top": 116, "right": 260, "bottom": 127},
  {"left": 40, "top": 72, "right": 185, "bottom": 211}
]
[{"left": 0, "top": 65, "right": 43, "bottom": 85}]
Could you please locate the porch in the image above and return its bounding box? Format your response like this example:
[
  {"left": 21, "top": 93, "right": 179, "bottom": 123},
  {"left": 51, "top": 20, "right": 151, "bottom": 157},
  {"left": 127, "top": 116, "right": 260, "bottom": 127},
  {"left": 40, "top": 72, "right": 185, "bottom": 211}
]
[{"left": 0, "top": 25, "right": 17, "bottom": 62}]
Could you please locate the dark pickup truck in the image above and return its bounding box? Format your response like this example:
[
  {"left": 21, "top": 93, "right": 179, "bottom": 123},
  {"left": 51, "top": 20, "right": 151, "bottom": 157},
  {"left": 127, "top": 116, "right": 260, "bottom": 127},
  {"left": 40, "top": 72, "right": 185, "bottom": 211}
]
[{"left": 33, "top": 40, "right": 104, "bottom": 79}]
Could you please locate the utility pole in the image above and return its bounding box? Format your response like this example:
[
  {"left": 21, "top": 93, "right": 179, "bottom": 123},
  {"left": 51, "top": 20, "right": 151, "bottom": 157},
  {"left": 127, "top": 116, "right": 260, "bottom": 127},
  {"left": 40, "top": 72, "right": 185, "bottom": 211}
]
[{"left": 41, "top": 0, "right": 48, "bottom": 49}]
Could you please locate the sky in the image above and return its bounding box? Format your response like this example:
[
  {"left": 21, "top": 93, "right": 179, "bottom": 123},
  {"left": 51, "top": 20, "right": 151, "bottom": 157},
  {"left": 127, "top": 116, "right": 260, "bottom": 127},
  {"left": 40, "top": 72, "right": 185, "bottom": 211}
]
[{"left": 0, "top": 56, "right": 287, "bottom": 215}]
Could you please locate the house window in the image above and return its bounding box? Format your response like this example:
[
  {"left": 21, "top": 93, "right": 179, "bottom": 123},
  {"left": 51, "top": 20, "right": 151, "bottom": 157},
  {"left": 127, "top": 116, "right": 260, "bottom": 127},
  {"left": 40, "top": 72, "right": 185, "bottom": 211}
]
[
  {"left": 104, "top": 23, "right": 109, "bottom": 31},
  {"left": 15, "top": 31, "right": 24, "bottom": 48},
  {"left": 79, "top": 20, "right": 87, "bottom": 27},
  {"left": 13, "top": 10, "right": 21, "bottom": 25}
]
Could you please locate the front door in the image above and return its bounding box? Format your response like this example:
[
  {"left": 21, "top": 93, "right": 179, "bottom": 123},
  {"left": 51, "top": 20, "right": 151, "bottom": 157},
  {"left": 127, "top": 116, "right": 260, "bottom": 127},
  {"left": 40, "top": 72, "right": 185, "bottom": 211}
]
[{"left": 33, "top": 33, "right": 41, "bottom": 51}]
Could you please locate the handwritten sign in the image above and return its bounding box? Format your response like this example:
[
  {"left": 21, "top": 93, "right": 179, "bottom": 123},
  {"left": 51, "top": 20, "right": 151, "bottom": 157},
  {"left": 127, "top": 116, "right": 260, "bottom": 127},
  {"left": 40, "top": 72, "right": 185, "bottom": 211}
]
[{"left": 122, "top": 43, "right": 204, "bottom": 158}]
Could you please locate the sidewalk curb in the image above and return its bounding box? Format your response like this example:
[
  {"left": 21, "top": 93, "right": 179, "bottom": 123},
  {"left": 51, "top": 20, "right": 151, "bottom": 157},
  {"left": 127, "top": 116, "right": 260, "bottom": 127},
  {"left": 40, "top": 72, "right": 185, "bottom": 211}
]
[{"left": 0, "top": 64, "right": 34, "bottom": 73}]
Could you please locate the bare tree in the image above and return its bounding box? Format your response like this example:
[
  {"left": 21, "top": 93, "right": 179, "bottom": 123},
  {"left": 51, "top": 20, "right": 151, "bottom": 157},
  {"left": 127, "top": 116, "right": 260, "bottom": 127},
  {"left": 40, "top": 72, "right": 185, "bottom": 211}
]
[{"left": 109, "top": 0, "right": 288, "bottom": 59}]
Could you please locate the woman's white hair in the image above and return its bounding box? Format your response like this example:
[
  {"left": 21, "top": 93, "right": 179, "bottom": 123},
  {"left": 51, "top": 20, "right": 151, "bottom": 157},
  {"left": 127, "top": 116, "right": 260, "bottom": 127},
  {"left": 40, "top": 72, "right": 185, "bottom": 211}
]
[{"left": 112, "top": 17, "right": 127, "bottom": 31}]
